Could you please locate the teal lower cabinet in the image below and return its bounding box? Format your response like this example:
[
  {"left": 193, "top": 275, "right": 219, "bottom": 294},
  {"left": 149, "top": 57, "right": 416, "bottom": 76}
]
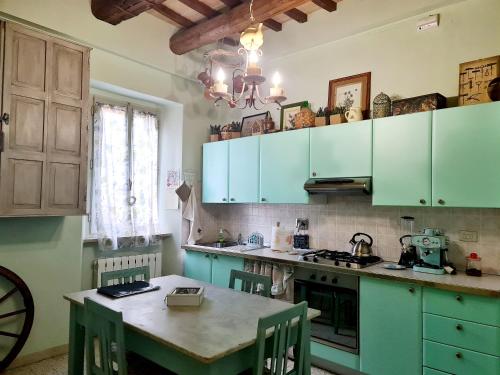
[
  {"left": 423, "top": 368, "right": 451, "bottom": 375},
  {"left": 184, "top": 250, "right": 244, "bottom": 288},
  {"left": 422, "top": 287, "right": 500, "bottom": 375},
  {"left": 311, "top": 342, "right": 359, "bottom": 371},
  {"left": 359, "top": 277, "right": 422, "bottom": 375},
  {"left": 184, "top": 251, "right": 212, "bottom": 283},
  {"left": 211, "top": 254, "right": 244, "bottom": 287}
]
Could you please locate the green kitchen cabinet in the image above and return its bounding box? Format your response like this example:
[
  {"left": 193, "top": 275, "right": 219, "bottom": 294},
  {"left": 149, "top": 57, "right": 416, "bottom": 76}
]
[
  {"left": 260, "top": 129, "right": 310, "bottom": 204},
  {"left": 432, "top": 101, "right": 500, "bottom": 207},
  {"left": 211, "top": 254, "right": 244, "bottom": 288},
  {"left": 373, "top": 112, "right": 432, "bottom": 206},
  {"left": 202, "top": 141, "right": 229, "bottom": 203},
  {"left": 229, "top": 136, "right": 259, "bottom": 203},
  {"left": 360, "top": 277, "right": 422, "bottom": 375},
  {"left": 310, "top": 120, "right": 372, "bottom": 178},
  {"left": 184, "top": 251, "right": 212, "bottom": 283}
]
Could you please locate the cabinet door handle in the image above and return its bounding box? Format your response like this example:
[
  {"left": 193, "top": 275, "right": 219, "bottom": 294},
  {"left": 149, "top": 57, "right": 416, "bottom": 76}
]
[
  {"left": 419, "top": 199, "right": 426, "bottom": 205},
  {"left": 213, "top": 255, "right": 218, "bottom": 259},
  {"left": 0, "top": 113, "right": 9, "bottom": 125},
  {"left": 312, "top": 172, "right": 317, "bottom": 177},
  {"left": 455, "top": 352, "right": 463, "bottom": 359},
  {"left": 204, "top": 253, "right": 210, "bottom": 258},
  {"left": 438, "top": 199, "right": 445, "bottom": 205},
  {"left": 230, "top": 198, "right": 235, "bottom": 202},
  {"left": 222, "top": 198, "right": 227, "bottom": 202},
  {"left": 455, "top": 295, "right": 463, "bottom": 302},
  {"left": 408, "top": 287, "right": 415, "bottom": 294},
  {"left": 261, "top": 198, "right": 266, "bottom": 202},
  {"left": 455, "top": 324, "right": 463, "bottom": 331}
]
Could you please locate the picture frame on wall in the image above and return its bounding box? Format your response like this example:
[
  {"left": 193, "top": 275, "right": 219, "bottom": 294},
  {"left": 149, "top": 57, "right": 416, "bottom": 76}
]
[
  {"left": 280, "top": 101, "right": 309, "bottom": 131},
  {"left": 241, "top": 112, "right": 270, "bottom": 136},
  {"left": 328, "top": 72, "right": 371, "bottom": 118}
]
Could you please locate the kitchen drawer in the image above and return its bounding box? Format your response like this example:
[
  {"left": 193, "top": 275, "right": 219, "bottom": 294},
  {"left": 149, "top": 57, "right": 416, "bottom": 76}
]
[
  {"left": 424, "top": 313, "right": 500, "bottom": 356},
  {"left": 423, "top": 288, "right": 500, "bottom": 326},
  {"left": 424, "top": 340, "right": 500, "bottom": 375},
  {"left": 423, "top": 368, "right": 451, "bottom": 375}
]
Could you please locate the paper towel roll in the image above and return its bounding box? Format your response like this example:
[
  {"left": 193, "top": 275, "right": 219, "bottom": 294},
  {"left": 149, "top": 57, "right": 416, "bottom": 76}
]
[{"left": 271, "top": 222, "right": 293, "bottom": 252}]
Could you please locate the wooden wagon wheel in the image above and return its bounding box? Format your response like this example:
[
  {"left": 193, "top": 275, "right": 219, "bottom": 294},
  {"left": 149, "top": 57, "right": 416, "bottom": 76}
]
[{"left": 0, "top": 266, "right": 34, "bottom": 372}]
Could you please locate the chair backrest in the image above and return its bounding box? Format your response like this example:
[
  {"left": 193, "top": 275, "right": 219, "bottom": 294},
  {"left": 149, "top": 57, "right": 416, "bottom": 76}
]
[
  {"left": 254, "top": 301, "right": 308, "bottom": 375},
  {"left": 228, "top": 269, "right": 272, "bottom": 297},
  {"left": 84, "top": 298, "right": 127, "bottom": 375},
  {"left": 101, "top": 266, "right": 150, "bottom": 287}
]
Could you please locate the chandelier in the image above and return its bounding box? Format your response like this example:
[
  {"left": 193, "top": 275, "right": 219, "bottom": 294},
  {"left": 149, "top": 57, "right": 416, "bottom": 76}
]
[{"left": 197, "top": 0, "right": 287, "bottom": 110}]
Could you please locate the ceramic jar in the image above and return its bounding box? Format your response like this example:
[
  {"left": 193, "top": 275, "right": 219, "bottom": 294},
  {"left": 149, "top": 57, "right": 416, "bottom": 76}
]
[{"left": 373, "top": 92, "right": 392, "bottom": 119}]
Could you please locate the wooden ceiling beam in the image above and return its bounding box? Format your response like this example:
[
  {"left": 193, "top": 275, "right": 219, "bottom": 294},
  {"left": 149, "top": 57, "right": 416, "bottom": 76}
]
[
  {"left": 91, "top": 0, "right": 165, "bottom": 25},
  {"left": 178, "top": 0, "right": 219, "bottom": 18},
  {"left": 284, "top": 8, "right": 308, "bottom": 23},
  {"left": 312, "top": 0, "right": 338, "bottom": 12},
  {"left": 170, "top": 0, "right": 309, "bottom": 54},
  {"left": 151, "top": 3, "right": 195, "bottom": 28},
  {"left": 263, "top": 19, "right": 282, "bottom": 32}
]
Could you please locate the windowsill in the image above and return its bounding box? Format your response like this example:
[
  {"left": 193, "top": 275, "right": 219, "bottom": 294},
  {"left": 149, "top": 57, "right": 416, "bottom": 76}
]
[{"left": 83, "top": 233, "right": 172, "bottom": 244}]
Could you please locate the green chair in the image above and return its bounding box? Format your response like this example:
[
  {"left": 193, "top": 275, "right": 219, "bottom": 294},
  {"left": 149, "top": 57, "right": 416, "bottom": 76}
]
[
  {"left": 254, "top": 301, "right": 308, "bottom": 375},
  {"left": 84, "top": 297, "right": 174, "bottom": 375},
  {"left": 101, "top": 266, "right": 150, "bottom": 287},
  {"left": 84, "top": 297, "right": 127, "bottom": 375},
  {"left": 229, "top": 269, "right": 272, "bottom": 297}
]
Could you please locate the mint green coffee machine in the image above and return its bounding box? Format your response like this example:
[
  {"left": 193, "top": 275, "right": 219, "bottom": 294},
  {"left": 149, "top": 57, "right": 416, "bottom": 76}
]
[{"left": 411, "top": 228, "right": 449, "bottom": 275}]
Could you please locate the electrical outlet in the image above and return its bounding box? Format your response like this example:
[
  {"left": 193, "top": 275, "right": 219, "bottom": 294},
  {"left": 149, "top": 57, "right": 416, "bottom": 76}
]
[
  {"left": 459, "top": 230, "right": 478, "bottom": 242},
  {"left": 296, "top": 218, "right": 309, "bottom": 230}
]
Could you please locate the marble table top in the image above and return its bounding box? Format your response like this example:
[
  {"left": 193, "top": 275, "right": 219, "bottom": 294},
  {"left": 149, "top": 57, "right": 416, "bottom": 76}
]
[
  {"left": 64, "top": 275, "right": 320, "bottom": 363},
  {"left": 183, "top": 245, "right": 500, "bottom": 298}
]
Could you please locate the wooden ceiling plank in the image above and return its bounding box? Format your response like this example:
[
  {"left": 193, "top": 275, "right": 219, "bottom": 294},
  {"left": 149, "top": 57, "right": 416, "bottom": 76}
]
[
  {"left": 152, "top": 3, "right": 195, "bottom": 28},
  {"left": 170, "top": 0, "right": 310, "bottom": 54},
  {"left": 178, "top": 0, "right": 219, "bottom": 18},
  {"left": 218, "top": 0, "right": 241, "bottom": 8},
  {"left": 312, "top": 0, "right": 337, "bottom": 12},
  {"left": 284, "top": 8, "right": 308, "bottom": 23}
]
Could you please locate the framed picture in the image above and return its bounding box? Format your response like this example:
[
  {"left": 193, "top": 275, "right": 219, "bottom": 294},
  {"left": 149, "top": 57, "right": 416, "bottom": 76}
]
[
  {"left": 328, "top": 72, "right": 371, "bottom": 118},
  {"left": 241, "top": 112, "right": 269, "bottom": 136},
  {"left": 280, "top": 101, "right": 309, "bottom": 131}
]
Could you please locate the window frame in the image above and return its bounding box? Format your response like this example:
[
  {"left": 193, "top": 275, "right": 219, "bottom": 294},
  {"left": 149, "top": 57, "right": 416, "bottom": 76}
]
[{"left": 85, "top": 94, "right": 160, "bottom": 240}]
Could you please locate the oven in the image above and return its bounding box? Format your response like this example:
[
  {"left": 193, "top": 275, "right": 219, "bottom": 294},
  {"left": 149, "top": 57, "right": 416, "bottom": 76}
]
[{"left": 293, "top": 268, "right": 359, "bottom": 354}]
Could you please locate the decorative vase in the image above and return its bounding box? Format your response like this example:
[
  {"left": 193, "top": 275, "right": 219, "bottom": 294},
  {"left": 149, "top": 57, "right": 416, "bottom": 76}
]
[{"left": 373, "top": 92, "right": 392, "bottom": 118}]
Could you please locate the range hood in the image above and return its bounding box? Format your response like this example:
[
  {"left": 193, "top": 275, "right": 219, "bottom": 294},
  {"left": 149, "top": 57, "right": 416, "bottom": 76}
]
[{"left": 304, "top": 177, "right": 372, "bottom": 195}]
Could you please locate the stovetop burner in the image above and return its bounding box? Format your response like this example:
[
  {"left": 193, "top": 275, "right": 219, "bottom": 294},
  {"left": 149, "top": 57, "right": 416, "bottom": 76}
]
[{"left": 299, "top": 249, "right": 382, "bottom": 269}]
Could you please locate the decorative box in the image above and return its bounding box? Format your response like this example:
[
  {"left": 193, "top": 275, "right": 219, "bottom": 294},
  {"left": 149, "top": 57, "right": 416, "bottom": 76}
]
[
  {"left": 166, "top": 287, "right": 204, "bottom": 306},
  {"left": 392, "top": 93, "right": 446, "bottom": 116},
  {"left": 459, "top": 55, "right": 500, "bottom": 106},
  {"left": 329, "top": 114, "right": 347, "bottom": 125},
  {"left": 314, "top": 117, "right": 328, "bottom": 127},
  {"left": 294, "top": 108, "right": 315, "bottom": 128}
]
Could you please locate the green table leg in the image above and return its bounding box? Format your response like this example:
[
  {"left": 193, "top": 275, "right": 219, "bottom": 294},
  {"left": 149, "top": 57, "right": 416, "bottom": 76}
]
[
  {"left": 68, "top": 303, "right": 85, "bottom": 375},
  {"left": 304, "top": 320, "right": 311, "bottom": 375}
]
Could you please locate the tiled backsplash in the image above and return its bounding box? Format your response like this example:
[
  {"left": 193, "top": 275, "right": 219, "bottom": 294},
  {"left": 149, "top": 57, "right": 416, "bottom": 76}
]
[{"left": 200, "top": 195, "right": 500, "bottom": 275}]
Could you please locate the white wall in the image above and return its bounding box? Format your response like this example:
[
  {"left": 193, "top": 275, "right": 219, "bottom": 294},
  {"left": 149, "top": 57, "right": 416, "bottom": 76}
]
[{"left": 251, "top": 0, "right": 500, "bottom": 122}]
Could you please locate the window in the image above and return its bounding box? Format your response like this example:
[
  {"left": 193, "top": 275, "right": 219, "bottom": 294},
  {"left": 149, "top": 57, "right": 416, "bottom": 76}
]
[{"left": 90, "top": 101, "right": 159, "bottom": 250}]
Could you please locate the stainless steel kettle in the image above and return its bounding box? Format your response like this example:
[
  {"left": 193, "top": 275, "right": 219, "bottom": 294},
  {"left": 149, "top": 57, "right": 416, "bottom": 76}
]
[{"left": 349, "top": 232, "right": 373, "bottom": 257}]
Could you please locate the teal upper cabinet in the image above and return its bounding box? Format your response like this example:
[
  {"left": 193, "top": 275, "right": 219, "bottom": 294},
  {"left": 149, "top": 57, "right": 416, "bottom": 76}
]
[
  {"left": 310, "top": 120, "right": 372, "bottom": 178},
  {"left": 373, "top": 112, "right": 432, "bottom": 206},
  {"left": 432, "top": 102, "right": 500, "bottom": 207},
  {"left": 229, "top": 136, "right": 259, "bottom": 203},
  {"left": 260, "top": 129, "right": 310, "bottom": 204},
  {"left": 202, "top": 141, "right": 229, "bottom": 203},
  {"left": 360, "top": 277, "right": 422, "bottom": 375}
]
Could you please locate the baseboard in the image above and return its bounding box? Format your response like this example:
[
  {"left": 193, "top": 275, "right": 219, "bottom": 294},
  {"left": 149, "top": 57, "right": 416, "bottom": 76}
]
[{"left": 9, "top": 344, "right": 68, "bottom": 369}]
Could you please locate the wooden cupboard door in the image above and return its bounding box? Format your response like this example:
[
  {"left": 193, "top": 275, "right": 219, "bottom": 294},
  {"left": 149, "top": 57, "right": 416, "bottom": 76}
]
[
  {"left": 373, "top": 112, "right": 432, "bottom": 206},
  {"left": 360, "top": 277, "right": 422, "bottom": 375},
  {"left": 47, "top": 162, "right": 80, "bottom": 209},
  {"left": 211, "top": 254, "right": 244, "bottom": 288},
  {"left": 229, "top": 136, "right": 259, "bottom": 203},
  {"left": 260, "top": 129, "right": 310, "bottom": 204},
  {"left": 52, "top": 42, "right": 84, "bottom": 102},
  {"left": 0, "top": 24, "right": 48, "bottom": 215},
  {"left": 202, "top": 141, "right": 229, "bottom": 203},
  {"left": 310, "top": 120, "right": 372, "bottom": 178},
  {"left": 432, "top": 102, "right": 500, "bottom": 208}
]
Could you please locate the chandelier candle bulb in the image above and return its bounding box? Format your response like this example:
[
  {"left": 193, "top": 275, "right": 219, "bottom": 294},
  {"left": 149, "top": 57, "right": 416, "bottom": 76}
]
[
  {"left": 247, "top": 50, "right": 262, "bottom": 76},
  {"left": 270, "top": 72, "right": 285, "bottom": 97},
  {"left": 213, "top": 68, "right": 228, "bottom": 94}
]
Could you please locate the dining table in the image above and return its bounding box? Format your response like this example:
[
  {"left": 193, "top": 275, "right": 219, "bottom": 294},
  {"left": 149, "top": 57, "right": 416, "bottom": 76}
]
[{"left": 64, "top": 275, "right": 320, "bottom": 375}]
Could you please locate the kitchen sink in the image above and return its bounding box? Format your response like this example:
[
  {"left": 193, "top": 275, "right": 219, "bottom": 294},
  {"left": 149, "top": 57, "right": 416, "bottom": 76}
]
[{"left": 199, "top": 241, "right": 238, "bottom": 248}]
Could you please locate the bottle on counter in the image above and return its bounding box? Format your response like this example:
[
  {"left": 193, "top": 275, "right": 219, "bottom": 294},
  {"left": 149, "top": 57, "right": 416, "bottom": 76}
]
[{"left": 465, "top": 251, "right": 482, "bottom": 277}]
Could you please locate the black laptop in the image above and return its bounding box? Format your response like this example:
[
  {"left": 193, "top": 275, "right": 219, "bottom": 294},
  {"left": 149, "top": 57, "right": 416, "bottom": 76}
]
[{"left": 97, "top": 281, "right": 160, "bottom": 298}]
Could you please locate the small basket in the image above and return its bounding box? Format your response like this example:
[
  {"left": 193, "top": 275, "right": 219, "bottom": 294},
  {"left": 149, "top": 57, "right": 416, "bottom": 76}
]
[{"left": 294, "top": 108, "right": 315, "bottom": 129}]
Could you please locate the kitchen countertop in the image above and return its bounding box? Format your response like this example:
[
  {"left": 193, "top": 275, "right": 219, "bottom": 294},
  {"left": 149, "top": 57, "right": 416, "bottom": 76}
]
[{"left": 182, "top": 244, "right": 500, "bottom": 298}]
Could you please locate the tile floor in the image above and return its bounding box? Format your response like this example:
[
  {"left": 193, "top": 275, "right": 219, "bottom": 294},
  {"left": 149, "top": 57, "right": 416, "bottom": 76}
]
[{"left": 6, "top": 354, "right": 336, "bottom": 375}]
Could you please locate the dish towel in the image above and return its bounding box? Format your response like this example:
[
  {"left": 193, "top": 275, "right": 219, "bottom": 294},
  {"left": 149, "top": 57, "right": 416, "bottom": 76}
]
[{"left": 182, "top": 187, "right": 203, "bottom": 245}]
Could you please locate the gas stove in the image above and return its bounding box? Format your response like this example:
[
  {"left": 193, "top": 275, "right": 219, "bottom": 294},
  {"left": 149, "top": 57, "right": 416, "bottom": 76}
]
[{"left": 298, "top": 249, "right": 383, "bottom": 269}]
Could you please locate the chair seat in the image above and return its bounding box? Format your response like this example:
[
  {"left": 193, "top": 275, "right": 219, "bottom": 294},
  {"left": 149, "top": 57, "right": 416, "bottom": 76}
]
[{"left": 127, "top": 352, "right": 176, "bottom": 375}]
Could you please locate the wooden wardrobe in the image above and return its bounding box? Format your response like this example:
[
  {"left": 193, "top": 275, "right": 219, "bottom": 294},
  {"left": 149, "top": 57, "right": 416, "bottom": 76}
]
[{"left": 0, "top": 21, "right": 90, "bottom": 216}]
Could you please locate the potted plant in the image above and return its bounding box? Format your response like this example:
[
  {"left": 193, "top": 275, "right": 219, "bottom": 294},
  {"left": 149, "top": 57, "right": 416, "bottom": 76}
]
[
  {"left": 329, "top": 106, "right": 347, "bottom": 125},
  {"left": 209, "top": 125, "right": 221, "bottom": 142},
  {"left": 230, "top": 121, "right": 242, "bottom": 139},
  {"left": 315, "top": 107, "right": 327, "bottom": 127}
]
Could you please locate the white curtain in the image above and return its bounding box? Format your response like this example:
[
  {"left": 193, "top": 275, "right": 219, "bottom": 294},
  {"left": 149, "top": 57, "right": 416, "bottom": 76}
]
[{"left": 91, "top": 103, "right": 159, "bottom": 250}]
